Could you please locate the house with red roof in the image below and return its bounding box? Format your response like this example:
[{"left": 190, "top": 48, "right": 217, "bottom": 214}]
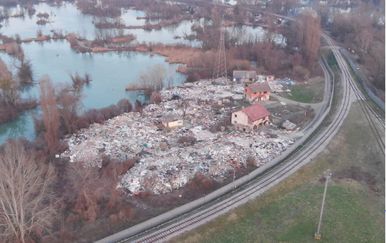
[
  {"left": 231, "top": 104, "right": 270, "bottom": 130},
  {"left": 244, "top": 81, "right": 271, "bottom": 102}
]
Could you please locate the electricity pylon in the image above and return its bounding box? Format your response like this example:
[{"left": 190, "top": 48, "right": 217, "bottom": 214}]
[{"left": 212, "top": 18, "right": 228, "bottom": 82}]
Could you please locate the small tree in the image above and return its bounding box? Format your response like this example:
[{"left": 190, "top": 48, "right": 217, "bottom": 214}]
[
  {"left": 150, "top": 91, "right": 162, "bottom": 104},
  {"left": 56, "top": 85, "right": 81, "bottom": 134},
  {"left": 138, "top": 64, "right": 166, "bottom": 95},
  {"left": 17, "top": 60, "right": 33, "bottom": 85},
  {"left": 0, "top": 59, "right": 19, "bottom": 106},
  {"left": 298, "top": 11, "right": 321, "bottom": 66},
  {"left": 40, "top": 76, "right": 60, "bottom": 155}
]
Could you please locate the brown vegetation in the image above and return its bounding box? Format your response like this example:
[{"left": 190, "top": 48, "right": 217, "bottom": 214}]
[
  {"left": 76, "top": 0, "right": 121, "bottom": 18},
  {"left": 182, "top": 173, "right": 217, "bottom": 200},
  {"left": 70, "top": 72, "right": 91, "bottom": 92},
  {"left": 150, "top": 91, "right": 162, "bottom": 104},
  {"left": 0, "top": 41, "right": 24, "bottom": 60},
  {"left": 0, "top": 141, "right": 56, "bottom": 243},
  {"left": 67, "top": 33, "right": 135, "bottom": 53},
  {"left": 54, "top": 158, "right": 136, "bottom": 241},
  {"left": 177, "top": 135, "right": 197, "bottom": 146},
  {"left": 35, "top": 95, "right": 133, "bottom": 147},
  {"left": 149, "top": 44, "right": 202, "bottom": 64},
  {"left": 0, "top": 59, "right": 37, "bottom": 123},
  {"left": 56, "top": 84, "right": 81, "bottom": 135},
  {"left": 299, "top": 12, "right": 321, "bottom": 66},
  {"left": 126, "top": 64, "right": 167, "bottom": 95},
  {"left": 95, "top": 17, "right": 190, "bottom": 31},
  {"left": 330, "top": 8, "right": 385, "bottom": 90},
  {"left": 283, "top": 11, "right": 321, "bottom": 70},
  {"left": 40, "top": 77, "right": 61, "bottom": 156},
  {"left": 17, "top": 59, "right": 33, "bottom": 85}
]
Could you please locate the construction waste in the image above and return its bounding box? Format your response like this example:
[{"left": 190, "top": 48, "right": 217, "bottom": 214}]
[{"left": 61, "top": 79, "right": 296, "bottom": 194}]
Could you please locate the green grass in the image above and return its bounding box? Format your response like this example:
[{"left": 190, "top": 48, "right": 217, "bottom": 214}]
[
  {"left": 326, "top": 51, "right": 339, "bottom": 69},
  {"left": 281, "top": 77, "right": 325, "bottom": 103},
  {"left": 171, "top": 103, "right": 385, "bottom": 243},
  {"left": 287, "top": 85, "right": 317, "bottom": 103}
]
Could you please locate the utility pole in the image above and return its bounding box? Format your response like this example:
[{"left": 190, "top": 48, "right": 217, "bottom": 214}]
[{"left": 314, "top": 169, "right": 332, "bottom": 240}]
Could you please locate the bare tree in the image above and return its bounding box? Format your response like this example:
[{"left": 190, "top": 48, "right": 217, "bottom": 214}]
[
  {"left": 17, "top": 60, "right": 33, "bottom": 85},
  {"left": 0, "top": 59, "right": 12, "bottom": 81},
  {"left": 0, "top": 142, "right": 55, "bottom": 243},
  {"left": 40, "top": 76, "right": 60, "bottom": 155},
  {"left": 65, "top": 159, "right": 134, "bottom": 223},
  {"left": 138, "top": 64, "right": 166, "bottom": 95},
  {"left": 56, "top": 84, "right": 81, "bottom": 134},
  {"left": 298, "top": 11, "right": 321, "bottom": 66},
  {"left": 68, "top": 165, "right": 100, "bottom": 222},
  {"left": 0, "top": 59, "right": 19, "bottom": 107}
]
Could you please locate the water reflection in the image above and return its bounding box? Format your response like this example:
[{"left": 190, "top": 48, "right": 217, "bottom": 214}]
[{"left": 0, "top": 40, "right": 186, "bottom": 143}]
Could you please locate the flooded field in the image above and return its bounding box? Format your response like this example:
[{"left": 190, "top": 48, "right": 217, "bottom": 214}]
[
  {"left": 0, "top": 40, "right": 185, "bottom": 143},
  {"left": 0, "top": 1, "right": 284, "bottom": 143},
  {"left": 0, "top": 2, "right": 201, "bottom": 45}
]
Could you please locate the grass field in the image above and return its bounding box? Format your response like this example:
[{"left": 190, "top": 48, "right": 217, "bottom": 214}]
[
  {"left": 282, "top": 76, "right": 325, "bottom": 103},
  {"left": 171, "top": 102, "right": 385, "bottom": 243}
]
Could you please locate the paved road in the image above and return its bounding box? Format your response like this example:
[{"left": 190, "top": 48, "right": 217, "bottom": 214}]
[{"left": 270, "top": 93, "right": 323, "bottom": 110}]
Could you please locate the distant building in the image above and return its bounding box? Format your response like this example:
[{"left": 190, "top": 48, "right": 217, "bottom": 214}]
[
  {"left": 162, "top": 115, "right": 183, "bottom": 129},
  {"left": 266, "top": 75, "right": 275, "bottom": 82},
  {"left": 231, "top": 104, "right": 270, "bottom": 130},
  {"left": 244, "top": 81, "right": 271, "bottom": 102},
  {"left": 281, "top": 120, "right": 297, "bottom": 131},
  {"left": 256, "top": 75, "right": 275, "bottom": 82},
  {"left": 233, "top": 70, "right": 257, "bottom": 83}
]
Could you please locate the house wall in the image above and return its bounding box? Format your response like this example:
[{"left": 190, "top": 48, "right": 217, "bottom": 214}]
[
  {"left": 234, "top": 77, "right": 255, "bottom": 83},
  {"left": 231, "top": 111, "right": 249, "bottom": 126},
  {"left": 232, "top": 111, "right": 270, "bottom": 130},
  {"left": 163, "top": 120, "right": 183, "bottom": 128},
  {"left": 245, "top": 87, "right": 270, "bottom": 102},
  {"left": 251, "top": 116, "right": 270, "bottom": 128},
  {"left": 266, "top": 75, "right": 275, "bottom": 82}
]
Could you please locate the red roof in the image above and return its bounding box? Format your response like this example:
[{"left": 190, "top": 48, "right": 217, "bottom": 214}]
[
  {"left": 241, "top": 104, "right": 270, "bottom": 123},
  {"left": 247, "top": 81, "right": 271, "bottom": 93}
]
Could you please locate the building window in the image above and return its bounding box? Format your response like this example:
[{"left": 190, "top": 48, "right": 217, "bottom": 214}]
[{"left": 234, "top": 114, "right": 237, "bottom": 117}]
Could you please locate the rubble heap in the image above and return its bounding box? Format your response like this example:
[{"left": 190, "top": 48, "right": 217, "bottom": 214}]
[{"left": 61, "top": 79, "right": 296, "bottom": 194}]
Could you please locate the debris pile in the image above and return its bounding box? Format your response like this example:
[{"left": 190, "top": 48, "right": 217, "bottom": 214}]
[{"left": 61, "top": 79, "right": 296, "bottom": 194}]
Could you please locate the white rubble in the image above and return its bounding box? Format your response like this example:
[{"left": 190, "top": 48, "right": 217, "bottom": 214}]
[{"left": 61, "top": 79, "right": 296, "bottom": 195}]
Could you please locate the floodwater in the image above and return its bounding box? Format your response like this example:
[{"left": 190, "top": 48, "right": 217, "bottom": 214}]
[
  {"left": 0, "top": 1, "right": 284, "bottom": 143},
  {"left": 0, "top": 40, "right": 185, "bottom": 143},
  {"left": 0, "top": 2, "right": 97, "bottom": 39},
  {"left": 0, "top": 2, "right": 201, "bottom": 46},
  {"left": 227, "top": 25, "right": 286, "bottom": 46}
]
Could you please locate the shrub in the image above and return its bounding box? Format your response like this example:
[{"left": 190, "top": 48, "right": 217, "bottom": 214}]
[
  {"left": 150, "top": 91, "right": 162, "bottom": 104},
  {"left": 177, "top": 136, "right": 196, "bottom": 146}
]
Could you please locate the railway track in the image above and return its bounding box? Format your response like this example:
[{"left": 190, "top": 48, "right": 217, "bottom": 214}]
[
  {"left": 323, "top": 33, "right": 385, "bottom": 153},
  {"left": 97, "top": 11, "right": 384, "bottom": 243},
  {"left": 124, "top": 44, "right": 351, "bottom": 243},
  {"left": 97, "top": 37, "right": 357, "bottom": 243}
]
